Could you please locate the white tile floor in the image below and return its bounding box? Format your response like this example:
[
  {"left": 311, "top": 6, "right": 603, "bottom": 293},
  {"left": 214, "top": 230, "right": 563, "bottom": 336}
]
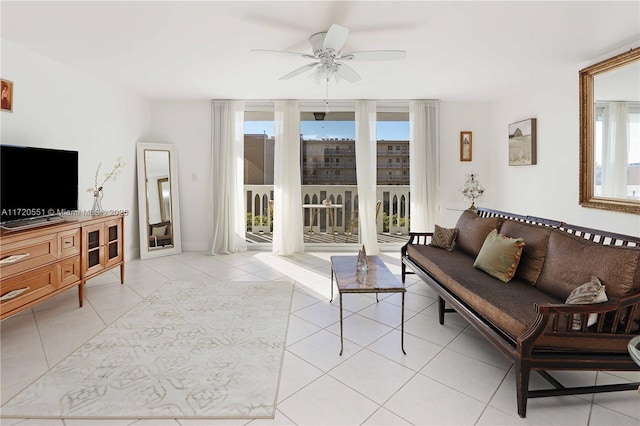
[{"left": 1, "top": 251, "right": 639, "bottom": 426}]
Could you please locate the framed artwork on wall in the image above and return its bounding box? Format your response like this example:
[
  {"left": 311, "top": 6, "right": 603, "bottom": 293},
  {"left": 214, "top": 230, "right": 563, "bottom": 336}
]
[
  {"left": 508, "top": 118, "right": 537, "bottom": 165},
  {"left": 1, "top": 79, "right": 13, "bottom": 113},
  {"left": 460, "top": 131, "right": 472, "bottom": 161}
]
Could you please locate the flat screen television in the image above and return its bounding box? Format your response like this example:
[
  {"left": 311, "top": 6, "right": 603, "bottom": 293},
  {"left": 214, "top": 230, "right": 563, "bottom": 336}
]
[{"left": 1, "top": 145, "right": 79, "bottom": 224}]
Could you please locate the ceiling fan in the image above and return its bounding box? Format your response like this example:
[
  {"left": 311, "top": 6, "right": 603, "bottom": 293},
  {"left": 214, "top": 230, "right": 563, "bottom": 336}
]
[{"left": 251, "top": 24, "right": 407, "bottom": 83}]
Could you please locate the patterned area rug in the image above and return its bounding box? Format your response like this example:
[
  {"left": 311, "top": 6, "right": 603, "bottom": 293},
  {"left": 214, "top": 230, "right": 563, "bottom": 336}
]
[{"left": 1, "top": 280, "right": 294, "bottom": 420}]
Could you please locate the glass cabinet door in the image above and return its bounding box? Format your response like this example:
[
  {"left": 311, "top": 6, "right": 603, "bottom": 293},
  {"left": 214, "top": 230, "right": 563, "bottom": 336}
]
[
  {"left": 83, "top": 217, "right": 123, "bottom": 278},
  {"left": 83, "top": 223, "right": 105, "bottom": 276},
  {"left": 104, "top": 219, "right": 123, "bottom": 269}
]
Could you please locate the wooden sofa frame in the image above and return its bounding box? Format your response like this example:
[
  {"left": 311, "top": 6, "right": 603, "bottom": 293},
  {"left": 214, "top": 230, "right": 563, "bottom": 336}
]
[{"left": 401, "top": 207, "right": 640, "bottom": 418}]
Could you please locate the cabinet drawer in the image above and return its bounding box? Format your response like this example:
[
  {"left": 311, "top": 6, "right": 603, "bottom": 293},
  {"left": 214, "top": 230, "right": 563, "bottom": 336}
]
[
  {"left": 0, "top": 234, "right": 58, "bottom": 279},
  {"left": 0, "top": 264, "right": 57, "bottom": 316},
  {"left": 58, "top": 229, "right": 81, "bottom": 258},
  {"left": 57, "top": 256, "right": 81, "bottom": 288},
  {"left": 59, "top": 256, "right": 81, "bottom": 288}
]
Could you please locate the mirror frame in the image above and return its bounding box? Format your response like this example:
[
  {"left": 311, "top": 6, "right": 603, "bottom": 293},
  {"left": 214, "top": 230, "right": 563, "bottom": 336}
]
[
  {"left": 136, "top": 142, "right": 182, "bottom": 259},
  {"left": 579, "top": 47, "right": 640, "bottom": 214}
]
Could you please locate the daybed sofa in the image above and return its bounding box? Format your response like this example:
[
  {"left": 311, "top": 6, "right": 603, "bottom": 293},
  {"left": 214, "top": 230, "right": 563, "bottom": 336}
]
[{"left": 401, "top": 207, "right": 640, "bottom": 418}]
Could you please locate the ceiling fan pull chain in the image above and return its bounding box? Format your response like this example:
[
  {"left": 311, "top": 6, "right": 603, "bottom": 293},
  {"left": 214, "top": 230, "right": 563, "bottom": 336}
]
[{"left": 325, "top": 78, "right": 330, "bottom": 114}]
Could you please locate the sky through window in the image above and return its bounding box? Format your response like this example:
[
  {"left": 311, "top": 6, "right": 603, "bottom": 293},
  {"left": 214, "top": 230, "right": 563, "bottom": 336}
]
[{"left": 244, "top": 121, "right": 409, "bottom": 140}]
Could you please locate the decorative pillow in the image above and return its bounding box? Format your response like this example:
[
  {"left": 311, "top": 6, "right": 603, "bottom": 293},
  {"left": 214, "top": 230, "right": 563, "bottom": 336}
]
[
  {"left": 499, "top": 220, "right": 551, "bottom": 286},
  {"left": 473, "top": 229, "right": 525, "bottom": 282},
  {"left": 430, "top": 225, "right": 458, "bottom": 251},
  {"left": 455, "top": 209, "right": 503, "bottom": 257},
  {"left": 151, "top": 225, "right": 167, "bottom": 237},
  {"left": 565, "top": 276, "right": 608, "bottom": 330}
]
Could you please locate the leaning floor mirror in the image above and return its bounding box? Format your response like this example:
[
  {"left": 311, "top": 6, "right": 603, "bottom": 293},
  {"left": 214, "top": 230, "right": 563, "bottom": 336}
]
[{"left": 136, "top": 142, "right": 182, "bottom": 259}]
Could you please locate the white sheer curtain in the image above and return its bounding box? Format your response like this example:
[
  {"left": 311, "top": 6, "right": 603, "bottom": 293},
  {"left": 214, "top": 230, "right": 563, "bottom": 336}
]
[
  {"left": 272, "top": 100, "right": 304, "bottom": 255},
  {"left": 601, "top": 101, "right": 629, "bottom": 198},
  {"left": 409, "top": 100, "right": 439, "bottom": 232},
  {"left": 210, "top": 100, "right": 247, "bottom": 255},
  {"left": 355, "top": 100, "right": 380, "bottom": 255}
]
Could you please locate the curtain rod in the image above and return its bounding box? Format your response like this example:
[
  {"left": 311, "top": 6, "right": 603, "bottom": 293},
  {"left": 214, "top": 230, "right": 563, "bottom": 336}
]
[{"left": 236, "top": 99, "right": 439, "bottom": 110}]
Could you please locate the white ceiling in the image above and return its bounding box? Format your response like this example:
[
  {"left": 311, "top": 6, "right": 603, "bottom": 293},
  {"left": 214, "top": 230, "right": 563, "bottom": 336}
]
[{"left": 2, "top": 1, "right": 639, "bottom": 102}]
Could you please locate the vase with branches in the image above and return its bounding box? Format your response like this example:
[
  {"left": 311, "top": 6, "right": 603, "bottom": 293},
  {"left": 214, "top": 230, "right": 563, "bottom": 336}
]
[{"left": 88, "top": 157, "right": 125, "bottom": 215}]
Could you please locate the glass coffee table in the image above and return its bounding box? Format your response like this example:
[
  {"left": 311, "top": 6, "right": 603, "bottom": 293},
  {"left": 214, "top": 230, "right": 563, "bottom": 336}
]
[{"left": 330, "top": 255, "right": 406, "bottom": 355}]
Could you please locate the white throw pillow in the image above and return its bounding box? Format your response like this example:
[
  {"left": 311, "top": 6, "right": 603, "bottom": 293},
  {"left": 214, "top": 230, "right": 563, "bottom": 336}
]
[
  {"left": 151, "top": 225, "right": 167, "bottom": 237},
  {"left": 565, "top": 276, "right": 608, "bottom": 330}
]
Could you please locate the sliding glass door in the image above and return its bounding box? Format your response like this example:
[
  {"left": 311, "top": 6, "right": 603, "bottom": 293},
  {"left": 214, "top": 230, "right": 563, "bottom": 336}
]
[
  {"left": 243, "top": 102, "right": 411, "bottom": 247},
  {"left": 300, "top": 111, "right": 356, "bottom": 240},
  {"left": 244, "top": 111, "right": 274, "bottom": 242},
  {"left": 377, "top": 111, "right": 410, "bottom": 237}
]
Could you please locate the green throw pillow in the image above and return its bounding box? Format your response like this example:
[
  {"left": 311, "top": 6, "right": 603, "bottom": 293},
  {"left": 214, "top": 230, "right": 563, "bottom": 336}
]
[
  {"left": 474, "top": 229, "right": 525, "bottom": 282},
  {"left": 430, "top": 224, "right": 458, "bottom": 251}
]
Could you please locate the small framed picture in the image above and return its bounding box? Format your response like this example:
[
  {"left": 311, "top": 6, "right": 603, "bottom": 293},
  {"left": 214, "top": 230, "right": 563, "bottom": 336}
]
[
  {"left": 460, "top": 131, "right": 472, "bottom": 161},
  {"left": 508, "top": 118, "right": 537, "bottom": 165},
  {"left": 1, "top": 79, "right": 13, "bottom": 112}
]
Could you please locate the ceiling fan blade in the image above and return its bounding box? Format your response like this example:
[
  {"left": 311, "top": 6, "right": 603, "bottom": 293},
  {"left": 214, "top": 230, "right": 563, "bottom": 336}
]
[
  {"left": 335, "top": 63, "right": 361, "bottom": 83},
  {"left": 323, "top": 24, "right": 349, "bottom": 52},
  {"left": 279, "top": 62, "right": 319, "bottom": 80},
  {"left": 341, "top": 50, "right": 407, "bottom": 61},
  {"left": 243, "top": 13, "right": 313, "bottom": 35},
  {"left": 251, "top": 49, "right": 315, "bottom": 59}
]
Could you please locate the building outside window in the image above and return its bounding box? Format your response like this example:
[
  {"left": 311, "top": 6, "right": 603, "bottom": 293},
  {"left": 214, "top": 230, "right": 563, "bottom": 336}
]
[{"left": 243, "top": 104, "right": 411, "bottom": 243}]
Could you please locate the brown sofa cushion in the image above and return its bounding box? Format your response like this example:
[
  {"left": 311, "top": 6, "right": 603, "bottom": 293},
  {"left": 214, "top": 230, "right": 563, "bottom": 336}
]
[
  {"left": 454, "top": 209, "right": 502, "bottom": 257},
  {"left": 407, "top": 244, "right": 560, "bottom": 340},
  {"left": 499, "top": 220, "right": 552, "bottom": 285},
  {"left": 537, "top": 230, "right": 640, "bottom": 301}
]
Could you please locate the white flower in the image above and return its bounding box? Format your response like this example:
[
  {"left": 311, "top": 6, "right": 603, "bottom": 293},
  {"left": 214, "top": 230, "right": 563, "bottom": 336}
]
[{"left": 87, "top": 157, "right": 125, "bottom": 193}]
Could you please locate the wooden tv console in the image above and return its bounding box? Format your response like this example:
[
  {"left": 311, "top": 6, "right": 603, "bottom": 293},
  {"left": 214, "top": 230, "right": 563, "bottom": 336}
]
[{"left": 0, "top": 214, "right": 124, "bottom": 320}]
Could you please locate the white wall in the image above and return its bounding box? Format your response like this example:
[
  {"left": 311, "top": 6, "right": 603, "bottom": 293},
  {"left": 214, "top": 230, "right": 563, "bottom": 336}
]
[
  {"left": 0, "top": 39, "right": 152, "bottom": 259},
  {"left": 488, "top": 66, "right": 640, "bottom": 236},
  {"left": 437, "top": 101, "right": 492, "bottom": 227},
  {"left": 147, "top": 101, "right": 211, "bottom": 252}
]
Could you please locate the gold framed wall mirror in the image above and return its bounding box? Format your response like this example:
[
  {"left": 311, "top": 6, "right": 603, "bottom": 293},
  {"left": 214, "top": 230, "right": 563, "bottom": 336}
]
[
  {"left": 579, "top": 47, "right": 640, "bottom": 214},
  {"left": 136, "top": 142, "right": 182, "bottom": 259}
]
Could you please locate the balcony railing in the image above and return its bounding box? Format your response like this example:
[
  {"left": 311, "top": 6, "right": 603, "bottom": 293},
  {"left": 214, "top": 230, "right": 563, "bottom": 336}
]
[
  {"left": 321, "top": 149, "right": 356, "bottom": 156},
  {"left": 376, "top": 150, "right": 409, "bottom": 156},
  {"left": 377, "top": 163, "right": 409, "bottom": 168},
  {"left": 245, "top": 184, "right": 410, "bottom": 241}
]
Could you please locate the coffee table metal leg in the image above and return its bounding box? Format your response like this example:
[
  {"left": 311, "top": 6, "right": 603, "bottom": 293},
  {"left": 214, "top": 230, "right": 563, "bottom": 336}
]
[
  {"left": 339, "top": 292, "right": 344, "bottom": 356},
  {"left": 401, "top": 292, "right": 406, "bottom": 355},
  {"left": 330, "top": 267, "right": 334, "bottom": 302}
]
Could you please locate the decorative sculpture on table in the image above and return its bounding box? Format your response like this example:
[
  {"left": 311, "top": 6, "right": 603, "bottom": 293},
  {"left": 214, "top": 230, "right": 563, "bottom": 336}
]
[
  {"left": 461, "top": 173, "right": 485, "bottom": 210},
  {"left": 356, "top": 244, "right": 368, "bottom": 272}
]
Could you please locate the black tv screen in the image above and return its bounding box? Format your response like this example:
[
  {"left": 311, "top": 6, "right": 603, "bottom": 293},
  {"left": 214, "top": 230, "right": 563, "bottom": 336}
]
[{"left": 1, "top": 145, "right": 79, "bottom": 223}]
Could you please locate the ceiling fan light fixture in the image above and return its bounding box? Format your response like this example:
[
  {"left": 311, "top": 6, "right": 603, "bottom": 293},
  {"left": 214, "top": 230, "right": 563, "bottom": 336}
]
[
  {"left": 309, "top": 63, "right": 338, "bottom": 83},
  {"left": 253, "top": 24, "right": 406, "bottom": 84}
]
